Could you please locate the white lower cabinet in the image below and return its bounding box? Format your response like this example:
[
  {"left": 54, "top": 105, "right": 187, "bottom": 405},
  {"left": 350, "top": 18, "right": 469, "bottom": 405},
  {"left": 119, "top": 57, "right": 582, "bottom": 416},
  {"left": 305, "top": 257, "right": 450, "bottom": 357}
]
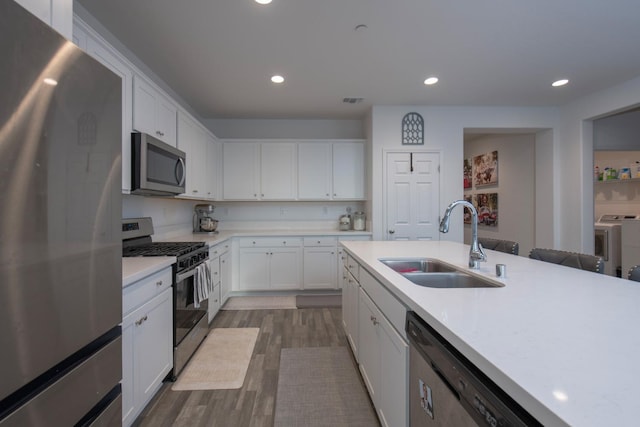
[
  {"left": 356, "top": 269, "right": 408, "bottom": 427},
  {"left": 238, "top": 238, "right": 302, "bottom": 290},
  {"left": 303, "top": 237, "right": 337, "bottom": 289},
  {"left": 342, "top": 266, "right": 359, "bottom": 359},
  {"left": 122, "top": 267, "right": 173, "bottom": 427},
  {"left": 209, "top": 242, "right": 231, "bottom": 323},
  {"left": 220, "top": 250, "right": 232, "bottom": 303}
]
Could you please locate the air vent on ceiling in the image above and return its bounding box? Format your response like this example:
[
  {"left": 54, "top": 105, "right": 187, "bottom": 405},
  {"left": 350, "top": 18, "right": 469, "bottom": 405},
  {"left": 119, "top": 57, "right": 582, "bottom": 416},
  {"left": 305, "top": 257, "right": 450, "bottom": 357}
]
[{"left": 343, "top": 97, "right": 364, "bottom": 104}]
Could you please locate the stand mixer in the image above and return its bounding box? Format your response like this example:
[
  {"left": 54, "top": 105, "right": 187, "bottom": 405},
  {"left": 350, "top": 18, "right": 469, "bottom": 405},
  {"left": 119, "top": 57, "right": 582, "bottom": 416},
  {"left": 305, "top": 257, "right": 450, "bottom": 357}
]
[{"left": 193, "top": 204, "right": 218, "bottom": 234}]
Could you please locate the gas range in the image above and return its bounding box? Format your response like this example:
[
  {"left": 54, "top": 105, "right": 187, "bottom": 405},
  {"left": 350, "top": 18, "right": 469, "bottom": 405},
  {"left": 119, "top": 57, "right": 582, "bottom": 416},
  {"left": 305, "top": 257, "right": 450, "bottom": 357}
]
[{"left": 122, "top": 218, "right": 208, "bottom": 273}]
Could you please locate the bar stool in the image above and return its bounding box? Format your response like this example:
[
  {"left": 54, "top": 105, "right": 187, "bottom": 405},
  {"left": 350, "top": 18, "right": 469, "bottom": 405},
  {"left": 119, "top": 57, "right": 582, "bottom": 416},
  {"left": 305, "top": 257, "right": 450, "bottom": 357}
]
[
  {"left": 528, "top": 248, "right": 604, "bottom": 274},
  {"left": 477, "top": 237, "right": 519, "bottom": 255}
]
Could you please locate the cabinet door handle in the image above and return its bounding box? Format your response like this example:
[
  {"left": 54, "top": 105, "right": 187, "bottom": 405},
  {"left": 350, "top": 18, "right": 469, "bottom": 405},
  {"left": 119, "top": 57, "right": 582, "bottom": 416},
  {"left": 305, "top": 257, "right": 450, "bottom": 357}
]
[
  {"left": 389, "top": 230, "right": 395, "bottom": 234},
  {"left": 135, "top": 315, "right": 148, "bottom": 326},
  {"left": 370, "top": 315, "right": 379, "bottom": 326},
  {"left": 193, "top": 189, "right": 198, "bottom": 193},
  {"left": 156, "top": 280, "right": 163, "bottom": 287}
]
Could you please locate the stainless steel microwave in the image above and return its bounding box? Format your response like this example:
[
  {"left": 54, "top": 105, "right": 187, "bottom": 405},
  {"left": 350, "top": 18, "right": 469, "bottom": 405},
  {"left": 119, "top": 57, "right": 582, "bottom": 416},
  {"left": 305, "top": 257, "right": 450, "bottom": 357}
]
[{"left": 131, "top": 132, "right": 186, "bottom": 196}]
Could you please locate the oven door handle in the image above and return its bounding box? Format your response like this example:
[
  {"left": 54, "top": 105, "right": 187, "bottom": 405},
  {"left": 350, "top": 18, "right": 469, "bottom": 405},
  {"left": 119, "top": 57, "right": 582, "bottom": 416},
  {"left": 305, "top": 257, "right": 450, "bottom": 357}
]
[{"left": 176, "top": 266, "right": 198, "bottom": 283}]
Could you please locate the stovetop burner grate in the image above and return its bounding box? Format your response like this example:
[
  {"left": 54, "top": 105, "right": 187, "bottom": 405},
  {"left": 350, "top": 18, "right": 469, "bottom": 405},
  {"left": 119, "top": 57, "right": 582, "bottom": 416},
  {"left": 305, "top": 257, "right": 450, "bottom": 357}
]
[{"left": 122, "top": 241, "right": 205, "bottom": 257}]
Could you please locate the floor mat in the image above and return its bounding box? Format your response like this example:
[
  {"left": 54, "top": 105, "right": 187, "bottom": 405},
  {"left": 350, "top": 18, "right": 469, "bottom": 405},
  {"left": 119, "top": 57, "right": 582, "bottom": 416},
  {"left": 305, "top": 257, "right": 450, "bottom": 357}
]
[
  {"left": 274, "top": 347, "right": 379, "bottom": 427},
  {"left": 171, "top": 328, "right": 259, "bottom": 390}
]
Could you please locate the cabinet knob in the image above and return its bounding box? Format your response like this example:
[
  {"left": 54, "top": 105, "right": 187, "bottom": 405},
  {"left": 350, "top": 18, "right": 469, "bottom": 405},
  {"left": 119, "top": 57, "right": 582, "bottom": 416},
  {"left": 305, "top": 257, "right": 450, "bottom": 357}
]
[
  {"left": 193, "top": 190, "right": 198, "bottom": 193},
  {"left": 389, "top": 230, "right": 395, "bottom": 234},
  {"left": 254, "top": 194, "right": 257, "bottom": 197},
  {"left": 370, "top": 315, "right": 379, "bottom": 326},
  {"left": 156, "top": 280, "right": 163, "bottom": 287},
  {"left": 326, "top": 193, "right": 330, "bottom": 197}
]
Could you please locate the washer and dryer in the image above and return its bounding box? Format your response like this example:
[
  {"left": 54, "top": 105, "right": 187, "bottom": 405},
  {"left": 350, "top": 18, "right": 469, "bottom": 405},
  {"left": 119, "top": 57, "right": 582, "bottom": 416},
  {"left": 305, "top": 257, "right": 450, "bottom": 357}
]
[{"left": 595, "top": 214, "right": 639, "bottom": 277}]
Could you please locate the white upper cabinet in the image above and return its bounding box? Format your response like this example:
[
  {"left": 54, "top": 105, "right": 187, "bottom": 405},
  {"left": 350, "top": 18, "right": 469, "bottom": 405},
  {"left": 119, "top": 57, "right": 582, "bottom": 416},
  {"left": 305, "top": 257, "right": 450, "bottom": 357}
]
[
  {"left": 223, "top": 139, "right": 365, "bottom": 202},
  {"left": 16, "top": 0, "right": 72, "bottom": 39},
  {"left": 260, "top": 143, "right": 296, "bottom": 200},
  {"left": 298, "top": 143, "right": 332, "bottom": 200},
  {"left": 333, "top": 142, "right": 365, "bottom": 199},
  {"left": 177, "top": 111, "right": 219, "bottom": 200},
  {"left": 133, "top": 76, "right": 177, "bottom": 147},
  {"left": 204, "top": 135, "right": 220, "bottom": 200},
  {"left": 223, "top": 142, "right": 260, "bottom": 200}
]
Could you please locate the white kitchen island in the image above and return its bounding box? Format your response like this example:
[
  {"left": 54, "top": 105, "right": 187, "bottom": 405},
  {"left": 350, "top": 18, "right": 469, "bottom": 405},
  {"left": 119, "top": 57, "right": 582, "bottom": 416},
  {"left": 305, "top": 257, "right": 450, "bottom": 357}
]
[{"left": 341, "top": 240, "right": 640, "bottom": 427}]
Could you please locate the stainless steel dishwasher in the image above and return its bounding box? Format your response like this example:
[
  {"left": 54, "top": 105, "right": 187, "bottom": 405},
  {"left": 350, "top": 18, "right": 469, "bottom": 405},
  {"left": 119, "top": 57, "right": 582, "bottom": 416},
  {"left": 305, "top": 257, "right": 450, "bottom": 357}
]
[{"left": 406, "top": 312, "right": 542, "bottom": 427}]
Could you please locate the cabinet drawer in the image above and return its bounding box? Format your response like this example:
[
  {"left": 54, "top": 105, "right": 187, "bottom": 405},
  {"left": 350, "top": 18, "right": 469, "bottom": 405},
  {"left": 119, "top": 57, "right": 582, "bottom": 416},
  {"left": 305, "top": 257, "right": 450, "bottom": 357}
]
[
  {"left": 346, "top": 255, "right": 360, "bottom": 281},
  {"left": 123, "top": 267, "right": 172, "bottom": 315},
  {"left": 359, "top": 267, "right": 407, "bottom": 339},
  {"left": 303, "top": 237, "right": 337, "bottom": 247},
  {"left": 209, "top": 258, "right": 220, "bottom": 283},
  {"left": 238, "top": 237, "right": 302, "bottom": 248},
  {"left": 209, "top": 241, "right": 230, "bottom": 257}
]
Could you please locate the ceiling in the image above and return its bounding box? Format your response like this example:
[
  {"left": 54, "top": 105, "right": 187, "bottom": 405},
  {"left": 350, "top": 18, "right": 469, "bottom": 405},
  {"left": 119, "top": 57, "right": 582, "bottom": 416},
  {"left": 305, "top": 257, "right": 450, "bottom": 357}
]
[{"left": 76, "top": 0, "right": 640, "bottom": 120}]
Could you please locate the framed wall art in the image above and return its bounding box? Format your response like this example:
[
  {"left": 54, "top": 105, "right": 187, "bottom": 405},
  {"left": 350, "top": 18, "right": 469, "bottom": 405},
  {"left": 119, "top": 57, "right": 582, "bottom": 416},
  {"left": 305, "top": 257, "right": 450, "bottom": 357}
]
[
  {"left": 463, "top": 158, "right": 472, "bottom": 189},
  {"left": 475, "top": 193, "right": 498, "bottom": 227},
  {"left": 473, "top": 151, "right": 498, "bottom": 187}
]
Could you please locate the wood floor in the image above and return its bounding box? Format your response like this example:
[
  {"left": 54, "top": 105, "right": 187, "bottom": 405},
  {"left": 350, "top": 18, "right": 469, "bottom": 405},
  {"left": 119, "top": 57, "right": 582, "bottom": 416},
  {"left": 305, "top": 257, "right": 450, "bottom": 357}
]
[{"left": 134, "top": 308, "right": 377, "bottom": 427}]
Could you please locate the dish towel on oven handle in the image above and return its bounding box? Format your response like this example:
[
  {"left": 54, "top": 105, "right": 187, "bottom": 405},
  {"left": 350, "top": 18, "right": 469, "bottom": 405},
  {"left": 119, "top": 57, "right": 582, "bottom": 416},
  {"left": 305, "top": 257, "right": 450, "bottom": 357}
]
[{"left": 194, "top": 262, "right": 212, "bottom": 308}]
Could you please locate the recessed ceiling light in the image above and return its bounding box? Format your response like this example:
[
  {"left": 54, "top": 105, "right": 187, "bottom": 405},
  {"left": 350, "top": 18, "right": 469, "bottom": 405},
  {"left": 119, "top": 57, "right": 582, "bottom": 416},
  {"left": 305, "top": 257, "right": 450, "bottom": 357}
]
[
  {"left": 271, "top": 75, "right": 284, "bottom": 84},
  {"left": 424, "top": 77, "right": 439, "bottom": 85},
  {"left": 552, "top": 79, "right": 569, "bottom": 87},
  {"left": 43, "top": 78, "right": 58, "bottom": 86},
  {"left": 255, "top": 0, "right": 272, "bottom": 4}
]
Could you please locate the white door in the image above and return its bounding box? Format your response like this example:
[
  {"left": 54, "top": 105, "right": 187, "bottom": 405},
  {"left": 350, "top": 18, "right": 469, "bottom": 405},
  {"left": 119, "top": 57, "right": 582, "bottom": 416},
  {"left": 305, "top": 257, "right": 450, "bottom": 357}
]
[{"left": 386, "top": 152, "right": 440, "bottom": 240}]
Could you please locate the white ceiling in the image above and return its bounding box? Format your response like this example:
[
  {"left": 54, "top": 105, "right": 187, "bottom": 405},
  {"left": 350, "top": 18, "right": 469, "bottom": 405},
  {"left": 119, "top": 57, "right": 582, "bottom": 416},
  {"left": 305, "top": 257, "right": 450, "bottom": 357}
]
[{"left": 77, "top": 0, "right": 640, "bottom": 120}]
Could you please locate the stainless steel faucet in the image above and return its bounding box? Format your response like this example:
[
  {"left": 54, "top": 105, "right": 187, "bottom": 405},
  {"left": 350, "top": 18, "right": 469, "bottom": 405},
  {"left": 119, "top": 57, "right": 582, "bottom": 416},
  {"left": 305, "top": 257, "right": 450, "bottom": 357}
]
[{"left": 439, "top": 200, "right": 487, "bottom": 269}]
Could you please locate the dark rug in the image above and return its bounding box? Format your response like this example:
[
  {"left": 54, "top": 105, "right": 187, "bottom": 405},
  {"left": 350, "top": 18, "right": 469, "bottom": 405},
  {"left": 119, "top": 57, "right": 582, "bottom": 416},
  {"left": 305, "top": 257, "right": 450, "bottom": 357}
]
[
  {"left": 295, "top": 294, "right": 342, "bottom": 309},
  {"left": 274, "top": 347, "right": 379, "bottom": 427}
]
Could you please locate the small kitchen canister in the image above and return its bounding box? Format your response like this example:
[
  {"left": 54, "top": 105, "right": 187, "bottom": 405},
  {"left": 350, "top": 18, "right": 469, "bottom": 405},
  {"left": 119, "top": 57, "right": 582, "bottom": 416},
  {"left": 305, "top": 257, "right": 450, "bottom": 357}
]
[{"left": 353, "top": 212, "right": 366, "bottom": 231}]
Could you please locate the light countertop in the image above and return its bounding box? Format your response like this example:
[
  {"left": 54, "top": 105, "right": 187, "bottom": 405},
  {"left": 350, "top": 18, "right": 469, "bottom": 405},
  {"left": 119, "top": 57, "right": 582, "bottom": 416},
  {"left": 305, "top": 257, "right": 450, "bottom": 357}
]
[
  {"left": 340, "top": 240, "right": 640, "bottom": 427},
  {"left": 163, "top": 229, "right": 372, "bottom": 247},
  {"left": 122, "top": 229, "right": 371, "bottom": 284},
  {"left": 122, "top": 257, "right": 174, "bottom": 287}
]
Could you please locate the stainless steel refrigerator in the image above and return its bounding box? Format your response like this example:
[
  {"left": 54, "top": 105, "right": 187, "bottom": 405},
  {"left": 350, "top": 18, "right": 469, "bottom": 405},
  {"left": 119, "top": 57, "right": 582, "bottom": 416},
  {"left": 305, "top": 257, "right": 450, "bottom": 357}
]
[{"left": 0, "top": 1, "right": 123, "bottom": 425}]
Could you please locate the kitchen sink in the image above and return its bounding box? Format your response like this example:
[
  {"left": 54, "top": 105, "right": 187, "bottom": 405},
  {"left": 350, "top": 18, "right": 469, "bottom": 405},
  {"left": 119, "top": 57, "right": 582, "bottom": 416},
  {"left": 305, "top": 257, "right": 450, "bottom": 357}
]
[
  {"left": 378, "top": 258, "right": 503, "bottom": 288},
  {"left": 378, "top": 258, "right": 458, "bottom": 274}
]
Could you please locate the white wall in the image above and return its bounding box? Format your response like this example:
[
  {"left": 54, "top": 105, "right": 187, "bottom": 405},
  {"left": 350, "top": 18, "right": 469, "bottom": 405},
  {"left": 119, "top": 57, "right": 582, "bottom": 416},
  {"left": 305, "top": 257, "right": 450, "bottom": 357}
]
[
  {"left": 594, "top": 109, "right": 640, "bottom": 150},
  {"left": 369, "top": 106, "right": 558, "bottom": 243},
  {"left": 122, "top": 195, "right": 364, "bottom": 239},
  {"left": 463, "top": 134, "right": 536, "bottom": 256},
  {"left": 556, "top": 75, "right": 640, "bottom": 253},
  {"left": 204, "top": 118, "right": 364, "bottom": 139}
]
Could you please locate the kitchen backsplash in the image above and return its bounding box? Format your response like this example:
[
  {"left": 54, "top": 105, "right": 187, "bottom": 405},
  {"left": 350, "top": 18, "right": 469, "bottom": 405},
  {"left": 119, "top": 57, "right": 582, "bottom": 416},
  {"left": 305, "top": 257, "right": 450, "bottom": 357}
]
[{"left": 123, "top": 195, "right": 365, "bottom": 239}]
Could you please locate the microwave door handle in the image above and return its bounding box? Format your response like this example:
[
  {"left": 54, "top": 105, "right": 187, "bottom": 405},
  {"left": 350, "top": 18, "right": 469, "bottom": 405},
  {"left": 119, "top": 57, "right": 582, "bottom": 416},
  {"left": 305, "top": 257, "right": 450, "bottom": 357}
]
[
  {"left": 176, "top": 158, "right": 186, "bottom": 186},
  {"left": 176, "top": 266, "right": 198, "bottom": 283}
]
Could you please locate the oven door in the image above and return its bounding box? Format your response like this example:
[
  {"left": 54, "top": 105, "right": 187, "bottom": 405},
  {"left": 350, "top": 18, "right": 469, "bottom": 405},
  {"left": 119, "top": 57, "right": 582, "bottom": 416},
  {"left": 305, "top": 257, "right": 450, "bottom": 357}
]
[{"left": 174, "top": 265, "right": 209, "bottom": 377}]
